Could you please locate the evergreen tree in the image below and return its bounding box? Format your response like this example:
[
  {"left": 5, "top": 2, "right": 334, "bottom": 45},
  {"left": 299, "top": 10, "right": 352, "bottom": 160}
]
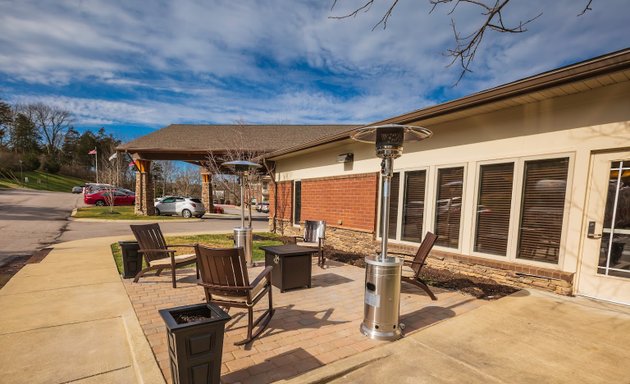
[
  {"left": 0, "top": 99, "right": 12, "bottom": 149},
  {"left": 61, "top": 127, "right": 80, "bottom": 164},
  {"left": 10, "top": 113, "right": 40, "bottom": 154}
]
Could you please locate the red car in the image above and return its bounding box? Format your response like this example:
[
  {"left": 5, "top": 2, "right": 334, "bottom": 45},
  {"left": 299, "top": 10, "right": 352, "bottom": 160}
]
[{"left": 84, "top": 190, "right": 135, "bottom": 206}]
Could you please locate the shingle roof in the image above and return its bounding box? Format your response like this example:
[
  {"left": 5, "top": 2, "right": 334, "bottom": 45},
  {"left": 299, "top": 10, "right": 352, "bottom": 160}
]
[{"left": 117, "top": 124, "right": 361, "bottom": 153}]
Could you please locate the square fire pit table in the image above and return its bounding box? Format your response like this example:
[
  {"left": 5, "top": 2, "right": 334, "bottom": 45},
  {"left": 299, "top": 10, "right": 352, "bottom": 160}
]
[{"left": 260, "top": 244, "right": 317, "bottom": 292}]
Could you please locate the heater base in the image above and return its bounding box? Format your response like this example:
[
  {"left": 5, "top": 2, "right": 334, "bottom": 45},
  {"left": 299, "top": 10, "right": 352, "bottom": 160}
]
[{"left": 360, "top": 322, "right": 402, "bottom": 341}]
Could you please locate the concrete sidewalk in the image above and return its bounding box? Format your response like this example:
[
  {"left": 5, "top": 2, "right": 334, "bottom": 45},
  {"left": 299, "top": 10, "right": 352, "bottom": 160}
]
[
  {"left": 281, "top": 289, "right": 630, "bottom": 384},
  {"left": 2, "top": 233, "right": 630, "bottom": 384},
  {"left": 0, "top": 235, "right": 164, "bottom": 384}
]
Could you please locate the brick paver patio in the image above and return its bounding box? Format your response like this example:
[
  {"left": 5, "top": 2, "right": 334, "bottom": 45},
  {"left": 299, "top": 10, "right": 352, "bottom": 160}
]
[{"left": 123, "top": 259, "right": 488, "bottom": 383}]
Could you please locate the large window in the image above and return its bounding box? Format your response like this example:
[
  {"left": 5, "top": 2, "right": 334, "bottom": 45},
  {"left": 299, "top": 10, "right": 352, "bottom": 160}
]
[
  {"left": 294, "top": 180, "right": 302, "bottom": 224},
  {"left": 474, "top": 163, "right": 514, "bottom": 256},
  {"left": 435, "top": 167, "right": 464, "bottom": 248},
  {"left": 402, "top": 170, "right": 426, "bottom": 242},
  {"left": 517, "top": 158, "right": 569, "bottom": 263}
]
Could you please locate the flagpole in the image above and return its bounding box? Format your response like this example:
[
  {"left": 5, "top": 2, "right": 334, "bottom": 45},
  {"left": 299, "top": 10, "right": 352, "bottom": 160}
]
[{"left": 95, "top": 148, "right": 99, "bottom": 184}]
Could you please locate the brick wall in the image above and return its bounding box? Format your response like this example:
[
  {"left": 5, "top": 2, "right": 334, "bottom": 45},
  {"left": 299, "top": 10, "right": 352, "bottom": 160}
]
[{"left": 301, "top": 173, "right": 379, "bottom": 231}]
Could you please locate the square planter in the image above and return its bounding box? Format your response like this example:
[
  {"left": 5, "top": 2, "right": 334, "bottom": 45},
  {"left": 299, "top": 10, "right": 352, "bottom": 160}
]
[
  {"left": 159, "top": 303, "right": 231, "bottom": 384},
  {"left": 118, "top": 241, "right": 142, "bottom": 278}
]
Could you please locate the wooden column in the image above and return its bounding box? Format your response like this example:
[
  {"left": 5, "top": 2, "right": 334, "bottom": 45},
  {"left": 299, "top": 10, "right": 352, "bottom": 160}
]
[{"left": 134, "top": 159, "right": 155, "bottom": 216}]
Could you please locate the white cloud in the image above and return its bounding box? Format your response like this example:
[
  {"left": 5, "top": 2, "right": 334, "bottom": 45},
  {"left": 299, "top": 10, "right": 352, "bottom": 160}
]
[{"left": 1, "top": 0, "right": 629, "bottom": 128}]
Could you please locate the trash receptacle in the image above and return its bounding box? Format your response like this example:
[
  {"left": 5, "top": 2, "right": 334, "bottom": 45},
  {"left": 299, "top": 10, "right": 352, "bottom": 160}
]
[
  {"left": 159, "top": 303, "right": 231, "bottom": 384},
  {"left": 233, "top": 227, "right": 253, "bottom": 266},
  {"left": 118, "top": 241, "right": 142, "bottom": 278}
]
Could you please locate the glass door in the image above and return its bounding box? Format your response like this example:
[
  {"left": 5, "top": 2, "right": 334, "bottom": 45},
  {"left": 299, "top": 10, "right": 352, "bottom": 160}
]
[{"left": 578, "top": 152, "right": 630, "bottom": 304}]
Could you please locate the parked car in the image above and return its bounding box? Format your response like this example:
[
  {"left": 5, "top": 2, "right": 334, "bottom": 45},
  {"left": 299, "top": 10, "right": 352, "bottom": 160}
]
[
  {"left": 258, "top": 202, "right": 269, "bottom": 213},
  {"left": 84, "top": 190, "right": 135, "bottom": 206},
  {"left": 154, "top": 196, "right": 205, "bottom": 218},
  {"left": 71, "top": 186, "right": 83, "bottom": 194}
]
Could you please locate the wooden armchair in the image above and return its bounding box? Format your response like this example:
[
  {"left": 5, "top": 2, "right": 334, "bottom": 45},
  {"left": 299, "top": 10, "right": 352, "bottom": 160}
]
[
  {"left": 195, "top": 245, "right": 274, "bottom": 345},
  {"left": 389, "top": 232, "right": 438, "bottom": 301},
  {"left": 130, "top": 223, "right": 198, "bottom": 288},
  {"left": 291, "top": 220, "right": 326, "bottom": 267}
]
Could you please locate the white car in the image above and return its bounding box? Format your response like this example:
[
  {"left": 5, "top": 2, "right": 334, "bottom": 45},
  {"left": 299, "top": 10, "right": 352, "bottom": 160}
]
[{"left": 154, "top": 196, "right": 205, "bottom": 218}]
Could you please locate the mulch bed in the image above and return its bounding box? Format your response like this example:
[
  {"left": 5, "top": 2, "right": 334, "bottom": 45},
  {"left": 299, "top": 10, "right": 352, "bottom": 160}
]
[
  {"left": 328, "top": 250, "right": 519, "bottom": 300},
  {"left": 0, "top": 248, "right": 53, "bottom": 289}
]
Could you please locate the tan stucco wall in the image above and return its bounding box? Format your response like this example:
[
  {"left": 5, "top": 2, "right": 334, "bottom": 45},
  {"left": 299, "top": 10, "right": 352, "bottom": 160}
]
[{"left": 274, "top": 80, "right": 630, "bottom": 275}]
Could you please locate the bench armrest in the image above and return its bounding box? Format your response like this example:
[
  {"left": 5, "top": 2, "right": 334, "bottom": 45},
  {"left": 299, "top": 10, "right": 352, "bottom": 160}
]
[{"left": 250, "top": 266, "right": 274, "bottom": 288}]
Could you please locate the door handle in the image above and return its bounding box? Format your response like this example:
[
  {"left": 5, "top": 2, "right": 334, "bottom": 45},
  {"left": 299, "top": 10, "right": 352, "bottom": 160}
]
[{"left": 587, "top": 221, "right": 602, "bottom": 239}]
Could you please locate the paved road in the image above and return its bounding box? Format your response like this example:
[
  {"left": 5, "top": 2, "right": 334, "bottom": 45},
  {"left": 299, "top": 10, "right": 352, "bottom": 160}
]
[
  {"left": 60, "top": 215, "right": 269, "bottom": 242},
  {"left": 0, "top": 188, "right": 270, "bottom": 265},
  {"left": 0, "top": 189, "right": 82, "bottom": 265}
]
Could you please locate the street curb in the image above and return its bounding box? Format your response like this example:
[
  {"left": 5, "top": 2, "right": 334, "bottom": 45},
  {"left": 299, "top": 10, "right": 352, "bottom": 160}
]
[{"left": 69, "top": 217, "right": 203, "bottom": 223}]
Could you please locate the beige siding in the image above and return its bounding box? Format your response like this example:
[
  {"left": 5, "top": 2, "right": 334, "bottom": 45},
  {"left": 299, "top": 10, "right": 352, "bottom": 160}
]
[{"left": 274, "top": 80, "right": 630, "bottom": 275}]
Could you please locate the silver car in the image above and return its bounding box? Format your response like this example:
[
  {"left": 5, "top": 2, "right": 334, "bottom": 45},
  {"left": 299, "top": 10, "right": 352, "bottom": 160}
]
[{"left": 154, "top": 196, "right": 205, "bottom": 218}]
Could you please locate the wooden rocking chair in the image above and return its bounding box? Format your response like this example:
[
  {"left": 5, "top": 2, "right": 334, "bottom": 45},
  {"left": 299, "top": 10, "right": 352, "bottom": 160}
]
[
  {"left": 389, "top": 232, "right": 438, "bottom": 301},
  {"left": 130, "top": 223, "right": 198, "bottom": 288},
  {"left": 195, "top": 245, "right": 274, "bottom": 345}
]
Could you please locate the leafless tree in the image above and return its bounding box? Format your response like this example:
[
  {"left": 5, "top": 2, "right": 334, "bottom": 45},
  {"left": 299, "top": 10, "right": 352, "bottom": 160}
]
[
  {"left": 97, "top": 143, "right": 122, "bottom": 212},
  {"left": 20, "top": 102, "right": 72, "bottom": 155},
  {"left": 330, "top": 0, "right": 595, "bottom": 83},
  {"left": 204, "top": 125, "right": 272, "bottom": 228},
  {"left": 174, "top": 166, "right": 201, "bottom": 197}
]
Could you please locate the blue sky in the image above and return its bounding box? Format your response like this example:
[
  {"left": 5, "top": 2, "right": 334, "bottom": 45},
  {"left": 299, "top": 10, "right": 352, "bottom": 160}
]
[{"left": 1, "top": 0, "right": 629, "bottom": 142}]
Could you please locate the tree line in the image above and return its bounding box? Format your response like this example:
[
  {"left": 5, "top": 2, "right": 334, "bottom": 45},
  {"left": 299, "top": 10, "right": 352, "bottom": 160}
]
[{"left": 0, "top": 98, "right": 122, "bottom": 181}]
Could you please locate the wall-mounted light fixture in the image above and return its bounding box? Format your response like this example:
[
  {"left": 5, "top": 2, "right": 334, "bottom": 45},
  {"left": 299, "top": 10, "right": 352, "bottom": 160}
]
[{"left": 336, "top": 153, "right": 354, "bottom": 163}]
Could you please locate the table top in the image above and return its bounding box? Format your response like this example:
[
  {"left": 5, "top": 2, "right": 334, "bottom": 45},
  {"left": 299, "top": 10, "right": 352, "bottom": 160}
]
[{"left": 260, "top": 244, "right": 318, "bottom": 256}]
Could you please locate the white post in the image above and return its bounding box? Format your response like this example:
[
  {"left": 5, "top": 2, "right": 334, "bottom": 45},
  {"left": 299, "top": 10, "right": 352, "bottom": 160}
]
[{"left": 94, "top": 148, "right": 99, "bottom": 184}]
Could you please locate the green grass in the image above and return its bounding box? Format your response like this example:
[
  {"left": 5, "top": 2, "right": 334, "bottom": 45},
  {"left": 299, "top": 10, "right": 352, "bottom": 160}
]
[
  {"left": 0, "top": 170, "right": 87, "bottom": 192},
  {"left": 111, "top": 232, "right": 284, "bottom": 274},
  {"left": 75, "top": 206, "right": 187, "bottom": 220}
]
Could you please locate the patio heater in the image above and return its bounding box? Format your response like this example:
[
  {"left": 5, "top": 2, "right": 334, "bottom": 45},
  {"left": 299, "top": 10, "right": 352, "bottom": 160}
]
[
  {"left": 222, "top": 160, "right": 262, "bottom": 267},
  {"left": 352, "top": 124, "right": 432, "bottom": 341}
]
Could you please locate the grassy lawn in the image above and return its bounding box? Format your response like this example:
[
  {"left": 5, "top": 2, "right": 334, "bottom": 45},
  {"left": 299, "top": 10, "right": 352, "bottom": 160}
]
[
  {"left": 110, "top": 232, "right": 284, "bottom": 274},
  {"left": 75, "top": 206, "right": 187, "bottom": 220},
  {"left": 0, "top": 171, "right": 87, "bottom": 192}
]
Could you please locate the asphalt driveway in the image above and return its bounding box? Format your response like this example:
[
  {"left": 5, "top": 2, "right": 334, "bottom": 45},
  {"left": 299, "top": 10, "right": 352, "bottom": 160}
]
[
  {"left": 0, "top": 188, "right": 269, "bottom": 265},
  {"left": 0, "top": 189, "right": 81, "bottom": 265}
]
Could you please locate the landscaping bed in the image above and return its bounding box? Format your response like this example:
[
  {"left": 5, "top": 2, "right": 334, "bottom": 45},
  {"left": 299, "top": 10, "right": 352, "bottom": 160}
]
[
  {"left": 328, "top": 250, "right": 519, "bottom": 300},
  {"left": 110, "top": 232, "right": 283, "bottom": 274}
]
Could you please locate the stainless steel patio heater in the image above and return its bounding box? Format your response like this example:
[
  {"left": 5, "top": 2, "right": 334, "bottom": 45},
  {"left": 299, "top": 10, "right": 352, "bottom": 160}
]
[
  {"left": 222, "top": 160, "right": 262, "bottom": 267},
  {"left": 352, "top": 124, "right": 432, "bottom": 340}
]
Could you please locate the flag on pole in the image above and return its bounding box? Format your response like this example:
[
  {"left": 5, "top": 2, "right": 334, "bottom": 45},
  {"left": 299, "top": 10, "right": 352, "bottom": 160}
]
[{"left": 88, "top": 148, "right": 97, "bottom": 155}]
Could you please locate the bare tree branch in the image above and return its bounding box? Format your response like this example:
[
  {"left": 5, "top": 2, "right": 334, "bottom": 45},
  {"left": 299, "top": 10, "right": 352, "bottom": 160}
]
[
  {"left": 204, "top": 124, "right": 271, "bottom": 228},
  {"left": 330, "top": 0, "right": 594, "bottom": 84},
  {"left": 578, "top": 0, "right": 593, "bottom": 16},
  {"left": 19, "top": 103, "right": 72, "bottom": 155}
]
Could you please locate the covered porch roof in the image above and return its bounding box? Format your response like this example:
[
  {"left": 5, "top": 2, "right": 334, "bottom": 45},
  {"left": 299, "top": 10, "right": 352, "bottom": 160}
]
[{"left": 117, "top": 124, "right": 361, "bottom": 163}]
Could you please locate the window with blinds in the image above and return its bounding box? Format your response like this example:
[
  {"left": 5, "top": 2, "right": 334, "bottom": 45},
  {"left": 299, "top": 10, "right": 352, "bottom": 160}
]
[
  {"left": 517, "top": 158, "right": 569, "bottom": 263},
  {"left": 474, "top": 163, "right": 514, "bottom": 256},
  {"left": 402, "top": 170, "right": 426, "bottom": 242},
  {"left": 435, "top": 167, "right": 464, "bottom": 248},
  {"left": 294, "top": 180, "right": 302, "bottom": 224},
  {"left": 379, "top": 172, "right": 400, "bottom": 239}
]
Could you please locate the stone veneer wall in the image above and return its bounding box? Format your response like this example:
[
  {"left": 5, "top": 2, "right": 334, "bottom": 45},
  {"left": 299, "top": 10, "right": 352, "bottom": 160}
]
[
  {"left": 269, "top": 220, "right": 574, "bottom": 296},
  {"left": 134, "top": 171, "right": 155, "bottom": 216}
]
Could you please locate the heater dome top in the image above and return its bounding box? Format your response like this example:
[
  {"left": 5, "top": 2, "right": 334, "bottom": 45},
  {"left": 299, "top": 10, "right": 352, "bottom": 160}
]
[
  {"left": 351, "top": 124, "right": 432, "bottom": 145},
  {"left": 222, "top": 160, "right": 262, "bottom": 173}
]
